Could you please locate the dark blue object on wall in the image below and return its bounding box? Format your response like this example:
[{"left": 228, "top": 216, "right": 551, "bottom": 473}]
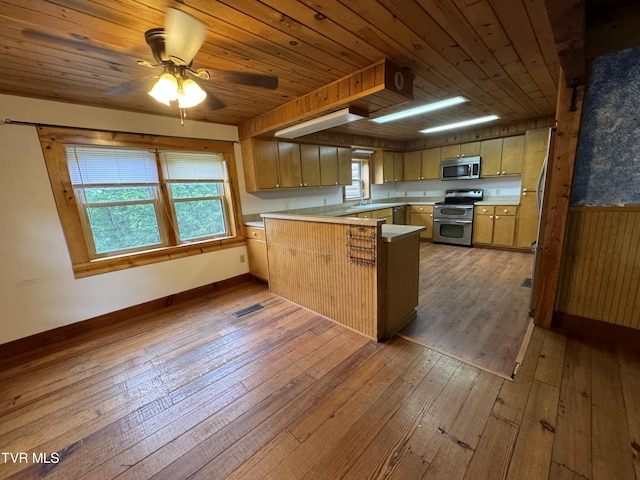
[{"left": 572, "top": 45, "right": 640, "bottom": 206}]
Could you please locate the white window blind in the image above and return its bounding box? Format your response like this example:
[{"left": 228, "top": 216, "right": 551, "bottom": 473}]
[
  {"left": 65, "top": 146, "right": 158, "bottom": 186},
  {"left": 160, "top": 151, "right": 225, "bottom": 181}
]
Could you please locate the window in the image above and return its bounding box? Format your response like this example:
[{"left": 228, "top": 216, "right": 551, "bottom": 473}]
[
  {"left": 66, "top": 146, "right": 166, "bottom": 256},
  {"left": 40, "top": 127, "right": 243, "bottom": 277},
  {"left": 345, "top": 161, "right": 364, "bottom": 200},
  {"left": 344, "top": 158, "right": 370, "bottom": 200},
  {"left": 160, "top": 151, "right": 229, "bottom": 242}
]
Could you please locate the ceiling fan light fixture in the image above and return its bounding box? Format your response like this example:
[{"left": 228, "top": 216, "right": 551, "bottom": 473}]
[
  {"left": 178, "top": 78, "right": 207, "bottom": 108},
  {"left": 149, "top": 72, "right": 179, "bottom": 106}
]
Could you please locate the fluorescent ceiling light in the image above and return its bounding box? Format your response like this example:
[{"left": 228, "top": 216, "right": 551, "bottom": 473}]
[
  {"left": 419, "top": 115, "right": 500, "bottom": 134},
  {"left": 352, "top": 148, "right": 374, "bottom": 155},
  {"left": 275, "top": 107, "right": 367, "bottom": 139},
  {"left": 371, "top": 96, "right": 468, "bottom": 123}
]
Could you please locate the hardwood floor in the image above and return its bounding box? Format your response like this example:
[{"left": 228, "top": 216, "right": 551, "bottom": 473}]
[
  {"left": 399, "top": 242, "right": 534, "bottom": 379},
  {"left": 1, "top": 280, "right": 639, "bottom": 479}
]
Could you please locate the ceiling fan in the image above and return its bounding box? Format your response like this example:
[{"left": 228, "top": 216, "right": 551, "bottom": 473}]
[{"left": 136, "top": 7, "right": 279, "bottom": 112}]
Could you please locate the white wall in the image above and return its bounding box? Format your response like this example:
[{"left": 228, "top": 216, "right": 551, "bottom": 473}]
[{"left": 0, "top": 95, "right": 249, "bottom": 345}]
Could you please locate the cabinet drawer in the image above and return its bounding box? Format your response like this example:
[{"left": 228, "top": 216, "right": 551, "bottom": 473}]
[
  {"left": 496, "top": 206, "right": 517, "bottom": 216},
  {"left": 411, "top": 205, "right": 433, "bottom": 214},
  {"left": 475, "top": 206, "right": 495, "bottom": 215},
  {"left": 245, "top": 226, "right": 265, "bottom": 241}
]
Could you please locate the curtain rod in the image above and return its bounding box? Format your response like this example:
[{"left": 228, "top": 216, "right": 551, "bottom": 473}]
[{"left": 0, "top": 118, "right": 240, "bottom": 143}]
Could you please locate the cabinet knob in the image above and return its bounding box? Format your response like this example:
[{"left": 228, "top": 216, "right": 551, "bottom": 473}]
[
  {"left": 495, "top": 215, "right": 500, "bottom": 219},
  {"left": 419, "top": 207, "right": 423, "bottom": 211},
  {"left": 252, "top": 232, "right": 257, "bottom": 236},
  {"left": 496, "top": 171, "right": 500, "bottom": 175},
  {"left": 523, "top": 188, "right": 528, "bottom": 192},
  {"left": 490, "top": 215, "right": 494, "bottom": 219},
  {"left": 503, "top": 209, "right": 508, "bottom": 213},
  {"left": 335, "top": 182, "right": 338, "bottom": 185},
  {"left": 300, "top": 183, "right": 303, "bottom": 186},
  {"left": 430, "top": 214, "right": 433, "bottom": 217},
  {"left": 523, "top": 191, "right": 527, "bottom": 196},
  {"left": 502, "top": 171, "right": 506, "bottom": 175},
  {"left": 482, "top": 208, "right": 488, "bottom": 213},
  {"left": 275, "top": 183, "right": 280, "bottom": 188}
]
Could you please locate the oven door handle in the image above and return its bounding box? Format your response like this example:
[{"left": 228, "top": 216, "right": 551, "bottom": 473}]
[{"left": 433, "top": 219, "right": 472, "bottom": 224}]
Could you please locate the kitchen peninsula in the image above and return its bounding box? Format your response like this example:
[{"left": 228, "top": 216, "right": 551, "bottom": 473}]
[{"left": 261, "top": 213, "right": 424, "bottom": 340}]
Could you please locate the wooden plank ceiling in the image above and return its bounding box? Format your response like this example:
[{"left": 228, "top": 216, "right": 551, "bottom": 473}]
[{"left": 0, "top": 0, "right": 561, "bottom": 143}]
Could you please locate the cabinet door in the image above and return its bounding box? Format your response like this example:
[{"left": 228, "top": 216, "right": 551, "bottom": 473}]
[
  {"left": 299, "top": 144, "right": 321, "bottom": 187},
  {"left": 460, "top": 141, "right": 481, "bottom": 157},
  {"left": 473, "top": 214, "right": 494, "bottom": 244},
  {"left": 383, "top": 152, "right": 395, "bottom": 182},
  {"left": 480, "top": 138, "right": 503, "bottom": 177},
  {"left": 392, "top": 152, "right": 404, "bottom": 182},
  {"left": 522, "top": 128, "right": 550, "bottom": 190},
  {"left": 501, "top": 135, "right": 525, "bottom": 175},
  {"left": 319, "top": 146, "right": 339, "bottom": 185},
  {"left": 492, "top": 214, "right": 516, "bottom": 246},
  {"left": 421, "top": 147, "right": 441, "bottom": 180},
  {"left": 441, "top": 144, "right": 461, "bottom": 159},
  {"left": 515, "top": 194, "right": 539, "bottom": 248},
  {"left": 403, "top": 150, "right": 422, "bottom": 181},
  {"left": 337, "top": 147, "right": 352, "bottom": 185},
  {"left": 410, "top": 206, "right": 433, "bottom": 239},
  {"left": 254, "top": 139, "right": 280, "bottom": 190},
  {"left": 247, "top": 238, "right": 269, "bottom": 281},
  {"left": 277, "top": 142, "right": 302, "bottom": 188}
]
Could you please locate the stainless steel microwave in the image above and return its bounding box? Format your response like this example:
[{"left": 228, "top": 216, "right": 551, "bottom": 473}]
[{"left": 440, "top": 156, "right": 481, "bottom": 180}]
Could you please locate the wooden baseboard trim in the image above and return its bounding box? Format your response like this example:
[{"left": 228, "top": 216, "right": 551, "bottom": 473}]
[
  {"left": 552, "top": 311, "right": 640, "bottom": 344},
  {"left": 0, "top": 273, "right": 254, "bottom": 363}
]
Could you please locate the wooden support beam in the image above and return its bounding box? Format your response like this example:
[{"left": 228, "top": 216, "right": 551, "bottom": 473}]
[
  {"left": 237, "top": 59, "right": 413, "bottom": 140},
  {"left": 533, "top": 69, "right": 584, "bottom": 329},
  {"left": 544, "top": 0, "right": 587, "bottom": 86}
]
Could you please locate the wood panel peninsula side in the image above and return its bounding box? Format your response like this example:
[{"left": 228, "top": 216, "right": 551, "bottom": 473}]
[{"left": 261, "top": 213, "right": 424, "bottom": 341}]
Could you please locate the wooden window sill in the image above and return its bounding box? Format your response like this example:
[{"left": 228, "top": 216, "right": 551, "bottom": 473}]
[{"left": 72, "top": 237, "right": 246, "bottom": 278}]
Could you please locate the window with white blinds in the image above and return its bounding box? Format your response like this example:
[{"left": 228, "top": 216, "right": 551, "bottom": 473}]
[
  {"left": 159, "top": 151, "right": 229, "bottom": 241},
  {"left": 63, "top": 145, "right": 232, "bottom": 258},
  {"left": 66, "top": 146, "right": 159, "bottom": 185}
]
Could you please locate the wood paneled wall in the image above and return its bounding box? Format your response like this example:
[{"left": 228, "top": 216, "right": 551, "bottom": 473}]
[
  {"left": 264, "top": 216, "right": 383, "bottom": 339},
  {"left": 556, "top": 206, "right": 640, "bottom": 329}
]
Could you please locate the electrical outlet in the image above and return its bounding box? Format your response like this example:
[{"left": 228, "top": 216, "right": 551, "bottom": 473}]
[
  {"left": 323, "top": 198, "right": 327, "bottom": 205},
  {"left": 496, "top": 188, "right": 501, "bottom": 195},
  {"left": 240, "top": 254, "right": 246, "bottom": 263}
]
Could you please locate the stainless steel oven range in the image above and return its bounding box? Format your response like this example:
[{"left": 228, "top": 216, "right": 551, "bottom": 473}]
[{"left": 433, "top": 189, "right": 483, "bottom": 246}]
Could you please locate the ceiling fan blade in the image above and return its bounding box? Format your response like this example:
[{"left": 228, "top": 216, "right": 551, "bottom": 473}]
[
  {"left": 204, "top": 93, "right": 226, "bottom": 111},
  {"left": 105, "top": 76, "right": 155, "bottom": 96},
  {"left": 165, "top": 8, "right": 206, "bottom": 66},
  {"left": 205, "top": 69, "right": 279, "bottom": 90},
  {"left": 22, "top": 29, "right": 128, "bottom": 61}
]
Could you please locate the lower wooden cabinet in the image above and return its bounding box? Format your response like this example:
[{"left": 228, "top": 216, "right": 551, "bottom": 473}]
[
  {"left": 410, "top": 205, "right": 433, "bottom": 240},
  {"left": 245, "top": 226, "right": 268, "bottom": 282},
  {"left": 473, "top": 205, "right": 517, "bottom": 246}
]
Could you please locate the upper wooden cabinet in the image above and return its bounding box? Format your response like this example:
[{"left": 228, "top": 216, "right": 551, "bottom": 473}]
[
  {"left": 337, "top": 147, "right": 353, "bottom": 185},
  {"left": 481, "top": 135, "right": 525, "bottom": 177},
  {"left": 242, "top": 138, "right": 352, "bottom": 192},
  {"left": 441, "top": 142, "right": 480, "bottom": 159},
  {"left": 277, "top": 142, "right": 303, "bottom": 188},
  {"left": 299, "top": 144, "right": 321, "bottom": 187},
  {"left": 241, "top": 138, "right": 280, "bottom": 191},
  {"left": 403, "top": 147, "right": 440, "bottom": 181},
  {"left": 373, "top": 150, "right": 404, "bottom": 184}
]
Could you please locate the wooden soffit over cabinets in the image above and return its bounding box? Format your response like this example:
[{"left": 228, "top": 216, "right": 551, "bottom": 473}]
[{"left": 237, "top": 59, "right": 414, "bottom": 140}]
